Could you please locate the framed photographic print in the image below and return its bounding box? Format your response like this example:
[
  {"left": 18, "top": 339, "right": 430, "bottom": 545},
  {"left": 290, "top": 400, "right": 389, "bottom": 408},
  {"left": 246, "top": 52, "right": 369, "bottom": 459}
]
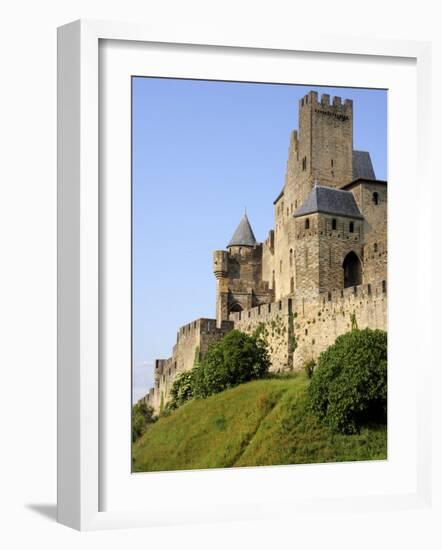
[{"left": 57, "top": 20, "right": 433, "bottom": 530}]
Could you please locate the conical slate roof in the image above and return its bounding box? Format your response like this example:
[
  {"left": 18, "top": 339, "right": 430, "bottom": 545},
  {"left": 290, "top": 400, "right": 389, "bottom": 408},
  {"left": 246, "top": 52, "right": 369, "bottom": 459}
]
[
  {"left": 294, "top": 185, "right": 363, "bottom": 219},
  {"left": 227, "top": 213, "right": 257, "bottom": 247}
]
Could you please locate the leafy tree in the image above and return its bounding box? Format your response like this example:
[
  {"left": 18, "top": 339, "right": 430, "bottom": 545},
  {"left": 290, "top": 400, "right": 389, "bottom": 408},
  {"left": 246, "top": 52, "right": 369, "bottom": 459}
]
[
  {"left": 307, "top": 328, "right": 387, "bottom": 434},
  {"left": 132, "top": 402, "right": 156, "bottom": 442},
  {"left": 192, "top": 330, "right": 270, "bottom": 398}
]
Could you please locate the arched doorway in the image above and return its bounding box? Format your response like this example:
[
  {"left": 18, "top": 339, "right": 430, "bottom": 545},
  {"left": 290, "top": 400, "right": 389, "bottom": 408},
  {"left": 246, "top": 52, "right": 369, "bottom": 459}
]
[{"left": 342, "top": 251, "right": 362, "bottom": 288}]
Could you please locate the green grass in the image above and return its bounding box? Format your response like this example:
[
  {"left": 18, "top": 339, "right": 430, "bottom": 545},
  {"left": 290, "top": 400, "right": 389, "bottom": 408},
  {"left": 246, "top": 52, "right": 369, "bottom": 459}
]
[{"left": 132, "top": 374, "right": 387, "bottom": 472}]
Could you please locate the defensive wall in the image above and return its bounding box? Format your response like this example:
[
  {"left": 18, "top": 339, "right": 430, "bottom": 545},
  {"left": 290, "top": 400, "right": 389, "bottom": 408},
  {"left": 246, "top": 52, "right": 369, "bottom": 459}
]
[
  {"left": 229, "top": 279, "right": 387, "bottom": 371},
  {"left": 141, "top": 280, "right": 386, "bottom": 413},
  {"left": 142, "top": 317, "right": 233, "bottom": 412}
]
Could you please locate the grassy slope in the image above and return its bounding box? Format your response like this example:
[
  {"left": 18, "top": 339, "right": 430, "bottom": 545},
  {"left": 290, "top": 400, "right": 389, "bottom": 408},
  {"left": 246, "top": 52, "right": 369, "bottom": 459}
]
[{"left": 132, "top": 374, "right": 387, "bottom": 472}]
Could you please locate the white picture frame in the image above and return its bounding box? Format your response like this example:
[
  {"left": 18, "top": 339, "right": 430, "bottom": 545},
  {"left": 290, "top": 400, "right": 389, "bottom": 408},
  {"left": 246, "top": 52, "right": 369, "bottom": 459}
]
[{"left": 57, "top": 19, "right": 433, "bottom": 531}]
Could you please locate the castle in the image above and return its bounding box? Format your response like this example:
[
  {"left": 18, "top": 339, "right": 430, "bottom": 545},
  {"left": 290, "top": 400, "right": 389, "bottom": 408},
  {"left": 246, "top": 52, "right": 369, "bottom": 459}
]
[{"left": 140, "top": 90, "right": 387, "bottom": 413}]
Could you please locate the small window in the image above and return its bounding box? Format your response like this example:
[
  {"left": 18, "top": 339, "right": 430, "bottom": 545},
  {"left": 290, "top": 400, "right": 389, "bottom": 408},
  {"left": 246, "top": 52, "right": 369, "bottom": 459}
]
[
  {"left": 332, "top": 218, "right": 337, "bottom": 230},
  {"left": 374, "top": 243, "right": 378, "bottom": 253},
  {"left": 382, "top": 280, "right": 387, "bottom": 293},
  {"left": 290, "top": 277, "right": 294, "bottom": 294},
  {"left": 305, "top": 218, "right": 310, "bottom": 230},
  {"left": 289, "top": 248, "right": 293, "bottom": 267},
  {"left": 302, "top": 156, "right": 307, "bottom": 171},
  {"left": 372, "top": 192, "right": 379, "bottom": 205},
  {"left": 349, "top": 221, "right": 354, "bottom": 233},
  {"left": 331, "top": 159, "right": 334, "bottom": 167}
]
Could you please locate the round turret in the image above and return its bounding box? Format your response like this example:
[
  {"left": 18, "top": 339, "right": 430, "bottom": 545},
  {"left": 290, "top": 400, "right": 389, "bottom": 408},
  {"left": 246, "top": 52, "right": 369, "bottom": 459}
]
[{"left": 213, "top": 250, "right": 228, "bottom": 279}]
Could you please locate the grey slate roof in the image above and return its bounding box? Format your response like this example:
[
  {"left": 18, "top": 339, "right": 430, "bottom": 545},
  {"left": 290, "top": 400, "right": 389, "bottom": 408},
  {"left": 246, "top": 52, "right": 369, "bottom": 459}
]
[
  {"left": 293, "top": 185, "right": 363, "bottom": 219},
  {"left": 228, "top": 214, "right": 257, "bottom": 247},
  {"left": 353, "top": 150, "right": 376, "bottom": 180}
]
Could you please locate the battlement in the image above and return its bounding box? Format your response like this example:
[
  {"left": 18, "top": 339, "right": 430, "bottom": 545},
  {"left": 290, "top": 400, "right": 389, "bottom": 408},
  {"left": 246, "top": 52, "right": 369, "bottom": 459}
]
[
  {"left": 176, "top": 317, "right": 233, "bottom": 343},
  {"left": 300, "top": 91, "right": 353, "bottom": 113},
  {"left": 229, "top": 296, "right": 293, "bottom": 323}
]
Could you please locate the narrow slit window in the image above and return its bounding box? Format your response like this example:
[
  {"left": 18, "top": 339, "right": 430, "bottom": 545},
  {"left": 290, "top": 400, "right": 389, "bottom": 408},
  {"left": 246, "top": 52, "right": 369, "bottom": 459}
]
[{"left": 349, "top": 221, "right": 354, "bottom": 233}]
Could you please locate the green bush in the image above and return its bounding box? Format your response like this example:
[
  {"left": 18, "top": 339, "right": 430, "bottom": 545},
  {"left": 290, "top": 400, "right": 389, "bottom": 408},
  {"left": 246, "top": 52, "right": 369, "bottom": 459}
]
[
  {"left": 307, "top": 328, "right": 387, "bottom": 434},
  {"left": 169, "top": 370, "right": 195, "bottom": 409},
  {"left": 192, "top": 330, "right": 270, "bottom": 398},
  {"left": 304, "top": 359, "right": 316, "bottom": 379},
  {"left": 132, "top": 402, "right": 156, "bottom": 442}
]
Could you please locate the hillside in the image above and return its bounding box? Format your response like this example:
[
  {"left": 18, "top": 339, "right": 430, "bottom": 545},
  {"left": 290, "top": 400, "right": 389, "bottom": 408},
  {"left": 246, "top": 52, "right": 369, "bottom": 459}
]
[{"left": 132, "top": 374, "right": 387, "bottom": 472}]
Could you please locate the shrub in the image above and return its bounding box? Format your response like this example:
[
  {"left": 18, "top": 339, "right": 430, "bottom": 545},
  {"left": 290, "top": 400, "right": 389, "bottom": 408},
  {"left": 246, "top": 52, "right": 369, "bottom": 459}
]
[
  {"left": 307, "top": 328, "right": 387, "bottom": 434},
  {"left": 132, "top": 402, "right": 156, "bottom": 442},
  {"left": 192, "top": 330, "right": 270, "bottom": 398},
  {"left": 169, "top": 370, "right": 195, "bottom": 409},
  {"left": 304, "top": 359, "right": 316, "bottom": 379}
]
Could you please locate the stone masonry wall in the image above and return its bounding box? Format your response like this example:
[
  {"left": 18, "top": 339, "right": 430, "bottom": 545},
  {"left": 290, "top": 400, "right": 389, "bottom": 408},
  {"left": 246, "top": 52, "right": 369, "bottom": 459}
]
[
  {"left": 143, "top": 318, "right": 233, "bottom": 413},
  {"left": 229, "top": 280, "right": 387, "bottom": 372},
  {"left": 229, "top": 298, "right": 294, "bottom": 371}
]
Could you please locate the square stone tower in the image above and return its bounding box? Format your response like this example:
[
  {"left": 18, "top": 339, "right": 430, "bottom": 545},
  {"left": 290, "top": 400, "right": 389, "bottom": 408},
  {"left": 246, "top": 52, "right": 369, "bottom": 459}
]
[{"left": 270, "top": 91, "right": 354, "bottom": 300}]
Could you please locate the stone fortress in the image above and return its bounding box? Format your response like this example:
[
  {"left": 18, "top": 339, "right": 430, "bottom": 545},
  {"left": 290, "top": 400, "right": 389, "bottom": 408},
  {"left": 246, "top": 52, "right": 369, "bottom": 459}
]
[{"left": 141, "top": 90, "right": 387, "bottom": 413}]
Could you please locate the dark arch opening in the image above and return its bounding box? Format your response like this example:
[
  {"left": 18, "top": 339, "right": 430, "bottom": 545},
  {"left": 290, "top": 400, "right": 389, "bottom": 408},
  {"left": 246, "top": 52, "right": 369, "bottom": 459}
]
[
  {"left": 343, "top": 251, "right": 362, "bottom": 288},
  {"left": 372, "top": 192, "right": 379, "bottom": 205},
  {"left": 230, "top": 303, "right": 243, "bottom": 313}
]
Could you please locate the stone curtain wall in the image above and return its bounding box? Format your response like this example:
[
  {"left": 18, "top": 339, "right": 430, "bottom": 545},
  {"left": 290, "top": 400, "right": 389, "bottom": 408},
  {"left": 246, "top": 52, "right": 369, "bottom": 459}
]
[
  {"left": 229, "top": 298, "right": 294, "bottom": 371},
  {"left": 230, "top": 281, "right": 387, "bottom": 372},
  {"left": 143, "top": 283, "right": 387, "bottom": 412},
  {"left": 143, "top": 318, "right": 233, "bottom": 412},
  {"left": 291, "top": 281, "right": 387, "bottom": 369}
]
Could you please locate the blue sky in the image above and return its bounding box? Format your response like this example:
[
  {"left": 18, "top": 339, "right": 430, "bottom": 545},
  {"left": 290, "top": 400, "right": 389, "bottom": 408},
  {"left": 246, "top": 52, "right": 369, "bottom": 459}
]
[{"left": 132, "top": 78, "right": 387, "bottom": 402}]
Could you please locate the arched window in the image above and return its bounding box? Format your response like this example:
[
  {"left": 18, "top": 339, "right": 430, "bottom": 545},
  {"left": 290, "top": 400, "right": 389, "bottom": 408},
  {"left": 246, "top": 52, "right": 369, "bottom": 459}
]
[
  {"left": 289, "top": 248, "right": 293, "bottom": 267},
  {"left": 332, "top": 218, "right": 337, "bottom": 230},
  {"left": 230, "top": 303, "right": 243, "bottom": 313},
  {"left": 372, "top": 192, "right": 379, "bottom": 205},
  {"left": 305, "top": 218, "right": 310, "bottom": 230},
  {"left": 349, "top": 221, "right": 354, "bottom": 233},
  {"left": 342, "top": 251, "right": 362, "bottom": 288}
]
